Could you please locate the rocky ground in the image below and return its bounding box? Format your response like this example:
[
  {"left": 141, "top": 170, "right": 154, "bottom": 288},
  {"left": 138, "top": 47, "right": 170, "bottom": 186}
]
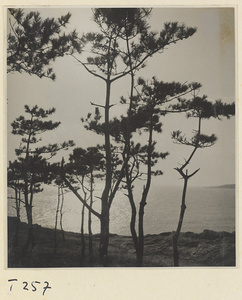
[{"left": 8, "top": 217, "right": 236, "bottom": 268}]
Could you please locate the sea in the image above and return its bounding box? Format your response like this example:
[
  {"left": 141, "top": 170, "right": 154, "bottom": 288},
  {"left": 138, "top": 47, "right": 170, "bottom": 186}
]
[{"left": 7, "top": 183, "right": 235, "bottom": 236}]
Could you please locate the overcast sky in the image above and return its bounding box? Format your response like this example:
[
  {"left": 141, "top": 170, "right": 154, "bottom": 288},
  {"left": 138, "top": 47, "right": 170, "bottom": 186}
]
[{"left": 7, "top": 7, "right": 235, "bottom": 187}]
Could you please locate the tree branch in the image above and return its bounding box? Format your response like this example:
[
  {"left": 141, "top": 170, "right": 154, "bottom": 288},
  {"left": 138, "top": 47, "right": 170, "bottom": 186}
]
[
  {"left": 62, "top": 175, "right": 101, "bottom": 219},
  {"left": 70, "top": 54, "right": 106, "bottom": 82}
]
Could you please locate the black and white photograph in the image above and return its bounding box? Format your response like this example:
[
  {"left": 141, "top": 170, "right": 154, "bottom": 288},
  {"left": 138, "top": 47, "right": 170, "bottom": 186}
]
[{"left": 6, "top": 7, "right": 236, "bottom": 270}]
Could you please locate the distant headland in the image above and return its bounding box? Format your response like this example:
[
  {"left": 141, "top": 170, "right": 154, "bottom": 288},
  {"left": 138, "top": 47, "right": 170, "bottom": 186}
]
[{"left": 206, "top": 184, "right": 235, "bottom": 189}]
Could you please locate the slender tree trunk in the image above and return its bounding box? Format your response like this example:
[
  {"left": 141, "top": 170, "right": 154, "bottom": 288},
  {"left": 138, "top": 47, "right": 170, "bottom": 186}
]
[
  {"left": 21, "top": 123, "right": 34, "bottom": 256},
  {"left": 60, "top": 186, "right": 65, "bottom": 242},
  {"left": 123, "top": 31, "right": 140, "bottom": 264},
  {"left": 22, "top": 202, "right": 34, "bottom": 256},
  {"left": 125, "top": 168, "right": 140, "bottom": 264},
  {"left": 99, "top": 205, "right": 109, "bottom": 266},
  {"left": 123, "top": 157, "right": 139, "bottom": 258},
  {"left": 100, "top": 79, "right": 112, "bottom": 265},
  {"left": 12, "top": 189, "right": 21, "bottom": 264},
  {"left": 14, "top": 188, "right": 21, "bottom": 247},
  {"left": 173, "top": 176, "right": 188, "bottom": 266},
  {"left": 54, "top": 186, "right": 61, "bottom": 252},
  {"left": 173, "top": 116, "right": 201, "bottom": 266},
  {"left": 137, "top": 192, "right": 147, "bottom": 266},
  {"left": 88, "top": 172, "right": 93, "bottom": 261},
  {"left": 137, "top": 112, "right": 153, "bottom": 267},
  {"left": 22, "top": 178, "right": 33, "bottom": 255},
  {"left": 128, "top": 192, "right": 139, "bottom": 254},
  {"left": 80, "top": 203, "right": 85, "bottom": 262}
]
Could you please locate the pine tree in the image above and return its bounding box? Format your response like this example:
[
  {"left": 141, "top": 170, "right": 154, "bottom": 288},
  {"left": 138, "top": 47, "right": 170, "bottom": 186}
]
[
  {"left": 111, "top": 77, "right": 200, "bottom": 266},
  {"left": 8, "top": 160, "right": 24, "bottom": 247},
  {"left": 171, "top": 96, "right": 235, "bottom": 266},
  {"left": 64, "top": 146, "right": 104, "bottom": 263},
  {"left": 69, "top": 8, "right": 197, "bottom": 264},
  {"left": 10, "top": 105, "right": 74, "bottom": 256}
]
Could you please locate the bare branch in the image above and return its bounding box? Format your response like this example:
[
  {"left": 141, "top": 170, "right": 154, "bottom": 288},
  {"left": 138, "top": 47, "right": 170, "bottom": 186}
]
[
  {"left": 188, "top": 168, "right": 200, "bottom": 178},
  {"left": 70, "top": 54, "right": 106, "bottom": 82},
  {"left": 90, "top": 101, "right": 105, "bottom": 109}
]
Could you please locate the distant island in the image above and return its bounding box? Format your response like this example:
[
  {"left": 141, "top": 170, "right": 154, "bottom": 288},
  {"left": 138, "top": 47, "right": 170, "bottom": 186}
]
[{"left": 206, "top": 184, "right": 235, "bottom": 189}]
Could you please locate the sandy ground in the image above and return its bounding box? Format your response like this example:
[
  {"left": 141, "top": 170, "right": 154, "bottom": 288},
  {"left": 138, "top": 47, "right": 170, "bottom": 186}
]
[{"left": 8, "top": 217, "right": 236, "bottom": 268}]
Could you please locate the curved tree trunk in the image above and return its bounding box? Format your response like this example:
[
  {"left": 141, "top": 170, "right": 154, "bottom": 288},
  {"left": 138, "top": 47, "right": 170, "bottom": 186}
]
[
  {"left": 173, "top": 116, "right": 201, "bottom": 266},
  {"left": 173, "top": 176, "right": 188, "bottom": 266},
  {"left": 137, "top": 111, "right": 153, "bottom": 267},
  {"left": 124, "top": 31, "right": 140, "bottom": 265},
  {"left": 137, "top": 189, "right": 147, "bottom": 267}
]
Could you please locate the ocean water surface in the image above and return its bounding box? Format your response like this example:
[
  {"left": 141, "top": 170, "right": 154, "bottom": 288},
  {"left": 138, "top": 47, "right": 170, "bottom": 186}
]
[{"left": 8, "top": 184, "right": 235, "bottom": 236}]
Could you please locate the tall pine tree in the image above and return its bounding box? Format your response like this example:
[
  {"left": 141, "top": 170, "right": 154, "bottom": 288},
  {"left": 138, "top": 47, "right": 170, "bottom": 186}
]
[
  {"left": 69, "top": 8, "right": 197, "bottom": 264},
  {"left": 171, "top": 96, "right": 235, "bottom": 266}
]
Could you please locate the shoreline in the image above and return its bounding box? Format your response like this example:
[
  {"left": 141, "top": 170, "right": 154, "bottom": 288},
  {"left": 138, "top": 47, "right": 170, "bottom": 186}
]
[{"left": 8, "top": 217, "right": 236, "bottom": 268}]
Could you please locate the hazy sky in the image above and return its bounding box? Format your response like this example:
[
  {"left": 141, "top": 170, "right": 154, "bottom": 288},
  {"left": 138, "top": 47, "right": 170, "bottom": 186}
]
[{"left": 7, "top": 7, "right": 235, "bottom": 187}]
